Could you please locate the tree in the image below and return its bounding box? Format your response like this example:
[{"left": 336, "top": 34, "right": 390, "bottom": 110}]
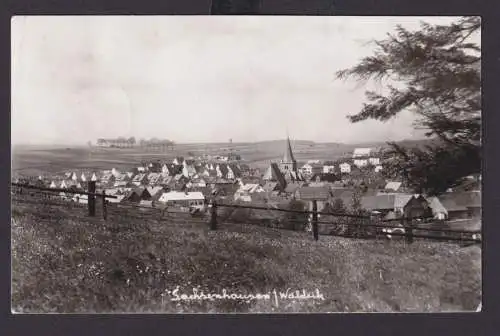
[
  {"left": 128, "top": 137, "right": 136, "bottom": 148},
  {"left": 336, "top": 17, "right": 480, "bottom": 195}
]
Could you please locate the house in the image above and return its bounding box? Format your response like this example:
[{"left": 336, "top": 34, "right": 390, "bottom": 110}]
[
  {"left": 374, "top": 165, "right": 383, "bottom": 173},
  {"left": 227, "top": 164, "right": 242, "bottom": 180},
  {"left": 369, "top": 157, "right": 381, "bottom": 166},
  {"left": 158, "top": 191, "right": 205, "bottom": 209},
  {"left": 49, "top": 181, "right": 57, "bottom": 189},
  {"left": 131, "top": 173, "right": 147, "bottom": 186},
  {"left": 216, "top": 164, "right": 229, "bottom": 179},
  {"left": 296, "top": 186, "right": 332, "bottom": 215},
  {"left": 384, "top": 181, "right": 402, "bottom": 192},
  {"left": 80, "top": 173, "right": 87, "bottom": 182},
  {"left": 124, "top": 187, "right": 152, "bottom": 203},
  {"left": 353, "top": 148, "right": 372, "bottom": 158},
  {"left": 182, "top": 161, "right": 197, "bottom": 178},
  {"left": 322, "top": 165, "right": 336, "bottom": 174},
  {"left": 310, "top": 173, "right": 339, "bottom": 184},
  {"left": 300, "top": 163, "right": 321, "bottom": 176},
  {"left": 107, "top": 194, "right": 126, "bottom": 204},
  {"left": 172, "top": 157, "right": 184, "bottom": 165},
  {"left": 234, "top": 183, "right": 265, "bottom": 202},
  {"left": 114, "top": 173, "right": 129, "bottom": 182},
  {"left": 339, "top": 162, "right": 351, "bottom": 173},
  {"left": 361, "top": 194, "right": 431, "bottom": 219},
  {"left": 427, "top": 196, "right": 448, "bottom": 220},
  {"left": 146, "top": 186, "right": 164, "bottom": 200},
  {"left": 90, "top": 173, "right": 98, "bottom": 182},
  {"left": 283, "top": 170, "right": 305, "bottom": 183},
  {"left": 162, "top": 164, "right": 182, "bottom": 176},
  {"left": 147, "top": 172, "right": 162, "bottom": 185},
  {"left": 113, "top": 181, "right": 129, "bottom": 188},
  {"left": 353, "top": 158, "right": 369, "bottom": 168},
  {"left": 295, "top": 186, "right": 331, "bottom": 201},
  {"left": 438, "top": 191, "right": 481, "bottom": 220}
]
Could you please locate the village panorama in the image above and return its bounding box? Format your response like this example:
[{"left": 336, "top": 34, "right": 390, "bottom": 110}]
[{"left": 11, "top": 15, "right": 481, "bottom": 314}]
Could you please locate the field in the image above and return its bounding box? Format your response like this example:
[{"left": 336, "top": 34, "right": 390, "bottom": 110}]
[
  {"left": 11, "top": 141, "right": 376, "bottom": 177},
  {"left": 11, "top": 201, "right": 481, "bottom": 313}
]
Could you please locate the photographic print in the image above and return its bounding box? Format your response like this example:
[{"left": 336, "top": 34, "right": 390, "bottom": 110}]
[{"left": 11, "top": 15, "right": 481, "bottom": 313}]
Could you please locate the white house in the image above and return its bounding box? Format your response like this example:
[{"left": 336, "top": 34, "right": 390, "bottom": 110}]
[
  {"left": 339, "top": 162, "right": 351, "bottom": 173},
  {"left": 374, "top": 165, "right": 383, "bottom": 173},
  {"left": 369, "top": 157, "right": 381, "bottom": 165},
  {"left": 80, "top": 173, "right": 87, "bottom": 182},
  {"left": 49, "top": 181, "right": 57, "bottom": 188},
  {"left": 91, "top": 173, "right": 98, "bottom": 181},
  {"left": 322, "top": 165, "right": 335, "bottom": 174},
  {"left": 353, "top": 148, "right": 372, "bottom": 158},
  {"left": 353, "top": 159, "right": 369, "bottom": 168},
  {"left": 158, "top": 191, "right": 205, "bottom": 209}
]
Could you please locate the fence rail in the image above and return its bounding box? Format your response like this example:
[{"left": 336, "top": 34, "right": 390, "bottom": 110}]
[{"left": 11, "top": 182, "right": 482, "bottom": 244}]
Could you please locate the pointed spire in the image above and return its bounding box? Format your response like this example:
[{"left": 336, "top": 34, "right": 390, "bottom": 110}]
[{"left": 283, "top": 136, "right": 296, "bottom": 164}]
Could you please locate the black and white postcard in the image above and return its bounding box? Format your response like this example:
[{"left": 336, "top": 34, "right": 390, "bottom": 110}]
[{"left": 11, "top": 15, "right": 481, "bottom": 313}]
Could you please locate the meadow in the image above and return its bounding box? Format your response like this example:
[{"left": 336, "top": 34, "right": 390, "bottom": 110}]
[{"left": 11, "top": 200, "right": 481, "bottom": 313}]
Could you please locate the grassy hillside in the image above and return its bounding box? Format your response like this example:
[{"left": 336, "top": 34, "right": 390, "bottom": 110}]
[{"left": 11, "top": 202, "right": 481, "bottom": 313}]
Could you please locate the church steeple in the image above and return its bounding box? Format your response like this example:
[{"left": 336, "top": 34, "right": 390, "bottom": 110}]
[{"left": 283, "top": 136, "right": 296, "bottom": 164}]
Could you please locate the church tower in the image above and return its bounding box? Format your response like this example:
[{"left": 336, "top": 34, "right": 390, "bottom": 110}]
[{"left": 279, "top": 136, "right": 298, "bottom": 175}]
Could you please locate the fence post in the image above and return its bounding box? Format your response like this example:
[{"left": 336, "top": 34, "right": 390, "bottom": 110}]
[
  {"left": 404, "top": 213, "right": 414, "bottom": 244},
  {"left": 210, "top": 199, "right": 218, "bottom": 230},
  {"left": 312, "top": 200, "right": 319, "bottom": 241},
  {"left": 102, "top": 190, "right": 107, "bottom": 220},
  {"left": 88, "top": 181, "right": 96, "bottom": 217}
]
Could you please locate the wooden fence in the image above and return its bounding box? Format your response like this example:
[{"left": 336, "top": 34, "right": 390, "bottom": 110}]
[{"left": 11, "top": 182, "right": 481, "bottom": 244}]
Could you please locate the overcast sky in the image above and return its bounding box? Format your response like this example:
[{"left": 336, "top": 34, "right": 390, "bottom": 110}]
[{"left": 11, "top": 16, "right": 464, "bottom": 145}]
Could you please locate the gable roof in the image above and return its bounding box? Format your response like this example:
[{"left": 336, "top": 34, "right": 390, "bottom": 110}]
[
  {"left": 427, "top": 196, "right": 448, "bottom": 215},
  {"left": 295, "top": 186, "right": 331, "bottom": 200},
  {"left": 385, "top": 181, "right": 402, "bottom": 191},
  {"left": 361, "top": 193, "right": 416, "bottom": 211},
  {"left": 438, "top": 191, "right": 481, "bottom": 211},
  {"left": 361, "top": 194, "right": 396, "bottom": 211}
]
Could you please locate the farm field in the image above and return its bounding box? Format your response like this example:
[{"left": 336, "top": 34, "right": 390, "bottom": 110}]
[
  {"left": 11, "top": 201, "right": 481, "bottom": 313},
  {"left": 11, "top": 141, "right": 378, "bottom": 177}
]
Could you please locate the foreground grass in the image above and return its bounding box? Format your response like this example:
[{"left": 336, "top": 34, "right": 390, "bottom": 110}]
[{"left": 11, "top": 203, "right": 481, "bottom": 313}]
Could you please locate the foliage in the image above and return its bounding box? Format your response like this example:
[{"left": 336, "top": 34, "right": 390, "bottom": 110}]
[{"left": 336, "top": 17, "right": 481, "bottom": 195}]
